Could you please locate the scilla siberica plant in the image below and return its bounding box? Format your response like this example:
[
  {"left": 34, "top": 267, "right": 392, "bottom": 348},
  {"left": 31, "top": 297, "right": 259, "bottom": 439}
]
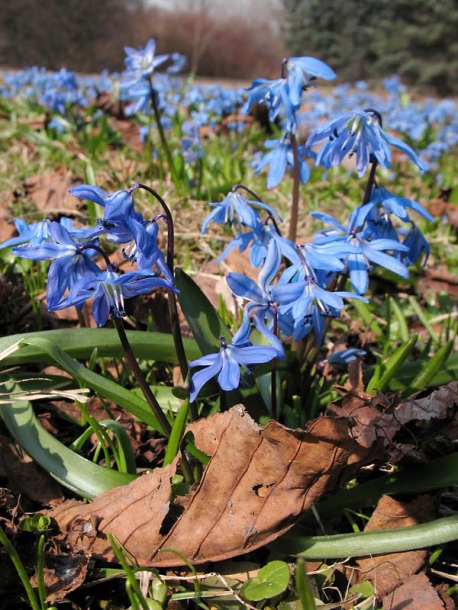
[
  {"left": 201, "top": 57, "right": 432, "bottom": 418},
  {"left": 0, "top": 45, "right": 433, "bottom": 429}
]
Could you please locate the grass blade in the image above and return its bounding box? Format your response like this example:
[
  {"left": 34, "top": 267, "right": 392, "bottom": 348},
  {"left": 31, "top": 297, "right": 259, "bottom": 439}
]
[{"left": 367, "top": 335, "right": 417, "bottom": 393}]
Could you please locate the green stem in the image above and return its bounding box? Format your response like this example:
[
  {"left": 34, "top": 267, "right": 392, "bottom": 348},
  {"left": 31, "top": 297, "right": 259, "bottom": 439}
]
[
  {"left": 114, "top": 317, "right": 172, "bottom": 438},
  {"left": 272, "top": 515, "right": 458, "bottom": 559},
  {"left": 271, "top": 309, "right": 278, "bottom": 421},
  {"left": 36, "top": 534, "right": 47, "bottom": 609},
  {"left": 0, "top": 524, "right": 41, "bottom": 610},
  {"left": 108, "top": 534, "right": 150, "bottom": 610},
  {"left": 288, "top": 132, "right": 301, "bottom": 243}
]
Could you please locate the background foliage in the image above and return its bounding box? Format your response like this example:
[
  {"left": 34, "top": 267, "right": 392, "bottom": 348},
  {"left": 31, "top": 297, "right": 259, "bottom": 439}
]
[{"left": 282, "top": 0, "right": 458, "bottom": 95}]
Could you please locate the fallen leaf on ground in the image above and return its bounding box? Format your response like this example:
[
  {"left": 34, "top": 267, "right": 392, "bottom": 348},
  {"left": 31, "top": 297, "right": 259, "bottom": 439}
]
[
  {"left": 49, "top": 405, "right": 376, "bottom": 567},
  {"left": 23, "top": 171, "right": 79, "bottom": 214},
  {"left": 0, "top": 434, "right": 63, "bottom": 505},
  {"left": 30, "top": 551, "right": 89, "bottom": 604},
  {"left": 420, "top": 266, "right": 458, "bottom": 300},
  {"left": 355, "top": 495, "right": 435, "bottom": 599},
  {"left": 329, "top": 381, "right": 458, "bottom": 455},
  {"left": 382, "top": 571, "right": 447, "bottom": 610}
]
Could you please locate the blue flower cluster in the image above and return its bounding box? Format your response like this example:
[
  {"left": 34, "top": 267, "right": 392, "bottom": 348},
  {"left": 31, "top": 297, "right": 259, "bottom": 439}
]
[
  {"left": 194, "top": 54, "right": 435, "bottom": 402},
  {"left": 1, "top": 186, "right": 175, "bottom": 327}
]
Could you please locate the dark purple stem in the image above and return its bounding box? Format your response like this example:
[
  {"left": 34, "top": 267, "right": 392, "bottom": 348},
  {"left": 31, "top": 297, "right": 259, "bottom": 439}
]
[
  {"left": 114, "top": 317, "right": 171, "bottom": 438},
  {"left": 135, "top": 184, "right": 194, "bottom": 418},
  {"left": 362, "top": 158, "right": 378, "bottom": 206}
]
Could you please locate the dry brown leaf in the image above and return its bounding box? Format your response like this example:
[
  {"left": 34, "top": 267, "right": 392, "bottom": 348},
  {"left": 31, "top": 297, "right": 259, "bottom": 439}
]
[
  {"left": 49, "top": 405, "right": 375, "bottom": 567},
  {"left": 329, "top": 382, "right": 458, "bottom": 453},
  {"left": 23, "top": 171, "right": 79, "bottom": 214},
  {"left": 356, "top": 495, "right": 435, "bottom": 599},
  {"left": 30, "top": 551, "right": 89, "bottom": 604},
  {"left": 382, "top": 572, "right": 446, "bottom": 610},
  {"left": 0, "top": 435, "right": 63, "bottom": 505},
  {"left": 110, "top": 119, "right": 144, "bottom": 155}
]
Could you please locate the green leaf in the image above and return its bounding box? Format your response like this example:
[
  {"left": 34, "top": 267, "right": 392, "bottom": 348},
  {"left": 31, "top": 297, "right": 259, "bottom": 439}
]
[
  {"left": 241, "top": 560, "right": 290, "bottom": 601},
  {"left": 348, "top": 580, "right": 375, "bottom": 599},
  {"left": 0, "top": 398, "right": 135, "bottom": 498},
  {"left": 163, "top": 399, "right": 189, "bottom": 466},
  {"left": 18, "top": 514, "right": 53, "bottom": 534},
  {"left": 271, "top": 515, "right": 458, "bottom": 560},
  {"left": 449, "top": 186, "right": 458, "bottom": 205},
  {"left": 295, "top": 558, "right": 316, "bottom": 609},
  {"left": 405, "top": 339, "right": 455, "bottom": 396},
  {"left": 364, "top": 352, "right": 458, "bottom": 391},
  {"left": 16, "top": 336, "right": 162, "bottom": 430},
  {"left": 0, "top": 328, "right": 201, "bottom": 367},
  {"left": 175, "top": 268, "right": 232, "bottom": 356},
  {"left": 366, "top": 335, "right": 417, "bottom": 394},
  {"left": 302, "top": 452, "right": 458, "bottom": 525},
  {"left": 98, "top": 420, "right": 137, "bottom": 475}
]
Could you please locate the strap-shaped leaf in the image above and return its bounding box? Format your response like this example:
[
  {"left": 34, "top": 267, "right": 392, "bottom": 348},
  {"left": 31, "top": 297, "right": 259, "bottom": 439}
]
[
  {"left": 17, "top": 336, "right": 162, "bottom": 430},
  {"left": 0, "top": 328, "right": 200, "bottom": 367},
  {"left": 0, "top": 397, "right": 135, "bottom": 498},
  {"left": 175, "top": 268, "right": 232, "bottom": 356}
]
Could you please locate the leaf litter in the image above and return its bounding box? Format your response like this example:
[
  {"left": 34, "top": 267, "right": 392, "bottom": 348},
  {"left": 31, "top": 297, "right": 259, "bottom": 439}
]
[
  {"left": 49, "top": 405, "right": 377, "bottom": 567},
  {"left": 48, "top": 381, "right": 458, "bottom": 572}
]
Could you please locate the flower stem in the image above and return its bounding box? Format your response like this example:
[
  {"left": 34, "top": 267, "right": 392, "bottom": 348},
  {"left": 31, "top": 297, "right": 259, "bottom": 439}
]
[
  {"left": 0, "top": 525, "right": 41, "bottom": 610},
  {"left": 136, "top": 184, "right": 196, "bottom": 423},
  {"left": 113, "top": 316, "right": 172, "bottom": 438},
  {"left": 136, "top": 184, "right": 189, "bottom": 379},
  {"left": 288, "top": 132, "right": 301, "bottom": 243},
  {"left": 362, "top": 158, "right": 378, "bottom": 205},
  {"left": 271, "top": 309, "right": 278, "bottom": 420},
  {"left": 148, "top": 79, "right": 182, "bottom": 193}
]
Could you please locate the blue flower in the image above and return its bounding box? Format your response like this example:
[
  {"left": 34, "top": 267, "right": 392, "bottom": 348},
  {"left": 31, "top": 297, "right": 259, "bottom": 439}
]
[
  {"left": 242, "top": 77, "right": 294, "bottom": 125},
  {"left": 254, "top": 133, "right": 315, "bottom": 188},
  {"left": 242, "top": 56, "right": 335, "bottom": 131},
  {"left": 123, "top": 220, "right": 173, "bottom": 282},
  {"left": 167, "top": 53, "right": 187, "bottom": 74},
  {"left": 307, "top": 108, "right": 426, "bottom": 176},
  {"left": 216, "top": 220, "right": 291, "bottom": 268},
  {"left": 226, "top": 241, "right": 285, "bottom": 357},
  {"left": 367, "top": 185, "right": 434, "bottom": 223},
  {"left": 188, "top": 336, "right": 278, "bottom": 402},
  {"left": 12, "top": 221, "right": 100, "bottom": 309},
  {"left": 311, "top": 211, "right": 410, "bottom": 294},
  {"left": 400, "top": 224, "right": 430, "bottom": 266},
  {"left": 69, "top": 185, "right": 147, "bottom": 250},
  {"left": 328, "top": 348, "right": 366, "bottom": 365},
  {"left": 272, "top": 277, "right": 367, "bottom": 344},
  {"left": 51, "top": 266, "right": 176, "bottom": 327},
  {"left": 202, "top": 189, "right": 281, "bottom": 234},
  {"left": 122, "top": 39, "right": 169, "bottom": 86},
  {"left": 283, "top": 57, "right": 336, "bottom": 107},
  {"left": 0, "top": 218, "right": 51, "bottom": 249},
  {"left": 122, "top": 80, "right": 152, "bottom": 116}
]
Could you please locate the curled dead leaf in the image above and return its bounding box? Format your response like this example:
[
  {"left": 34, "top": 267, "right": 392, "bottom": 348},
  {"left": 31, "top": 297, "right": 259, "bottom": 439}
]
[
  {"left": 382, "top": 572, "right": 447, "bottom": 610},
  {"left": 330, "top": 381, "right": 458, "bottom": 455},
  {"left": 49, "top": 405, "right": 376, "bottom": 567},
  {"left": 355, "top": 495, "right": 436, "bottom": 599}
]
